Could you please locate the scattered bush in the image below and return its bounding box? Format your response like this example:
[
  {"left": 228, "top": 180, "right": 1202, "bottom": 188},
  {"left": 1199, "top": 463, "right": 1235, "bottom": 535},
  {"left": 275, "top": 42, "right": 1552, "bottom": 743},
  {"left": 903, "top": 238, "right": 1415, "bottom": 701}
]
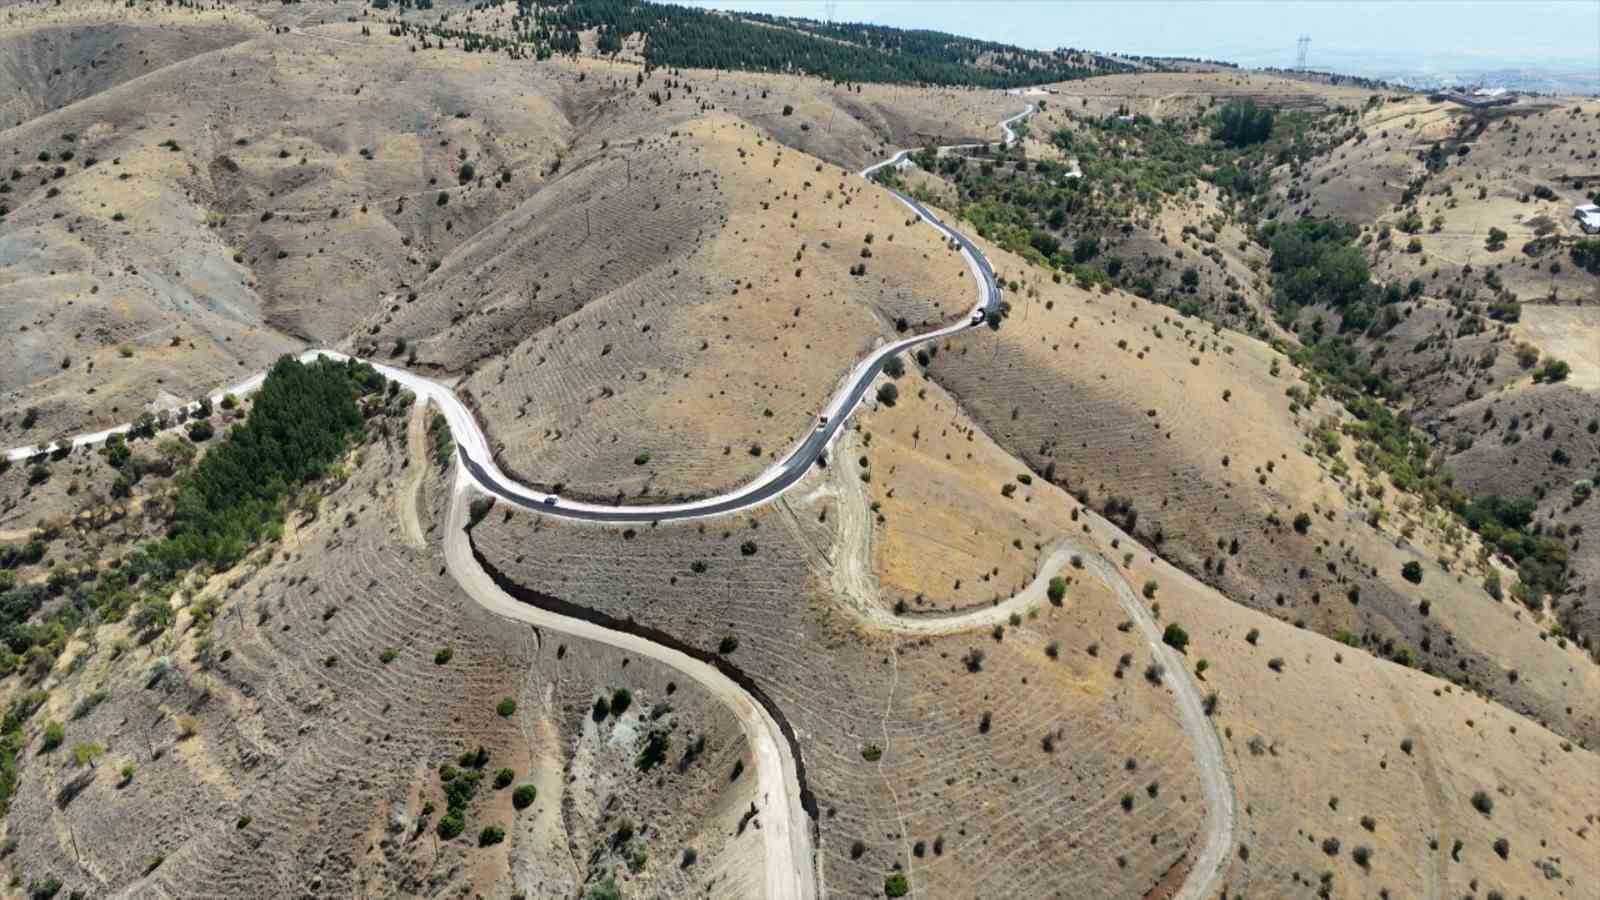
[
  {"left": 72, "top": 741, "right": 104, "bottom": 768},
  {"left": 1471, "top": 790, "right": 1494, "bottom": 816},
  {"left": 1533, "top": 359, "right": 1570, "bottom": 383},
  {"left": 1400, "top": 561, "right": 1423, "bottom": 584},
  {"left": 1161, "top": 623, "right": 1189, "bottom": 653},
  {"left": 496, "top": 697, "right": 517, "bottom": 717},
  {"left": 610, "top": 688, "right": 632, "bottom": 716},
  {"left": 437, "top": 812, "right": 464, "bottom": 840},
  {"left": 512, "top": 784, "right": 538, "bottom": 809}
]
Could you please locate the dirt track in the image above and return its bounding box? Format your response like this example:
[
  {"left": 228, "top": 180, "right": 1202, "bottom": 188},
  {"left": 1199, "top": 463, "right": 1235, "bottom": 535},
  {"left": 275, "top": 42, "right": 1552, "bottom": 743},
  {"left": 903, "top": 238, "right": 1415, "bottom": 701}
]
[
  {"left": 438, "top": 474, "right": 819, "bottom": 898},
  {"left": 818, "top": 428, "right": 1237, "bottom": 898}
]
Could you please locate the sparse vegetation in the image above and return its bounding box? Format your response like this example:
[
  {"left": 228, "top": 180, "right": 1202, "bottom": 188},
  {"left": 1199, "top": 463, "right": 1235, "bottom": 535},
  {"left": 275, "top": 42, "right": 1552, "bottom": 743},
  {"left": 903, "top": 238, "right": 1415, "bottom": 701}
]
[
  {"left": 1471, "top": 790, "right": 1494, "bottom": 816},
  {"left": 1047, "top": 576, "right": 1066, "bottom": 605},
  {"left": 1400, "top": 561, "right": 1423, "bottom": 584},
  {"left": 513, "top": 784, "right": 538, "bottom": 809}
]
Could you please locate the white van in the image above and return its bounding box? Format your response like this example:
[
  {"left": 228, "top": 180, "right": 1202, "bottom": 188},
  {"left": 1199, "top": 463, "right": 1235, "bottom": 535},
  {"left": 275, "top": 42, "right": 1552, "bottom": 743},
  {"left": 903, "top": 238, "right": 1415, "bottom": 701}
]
[{"left": 1575, "top": 205, "right": 1600, "bottom": 234}]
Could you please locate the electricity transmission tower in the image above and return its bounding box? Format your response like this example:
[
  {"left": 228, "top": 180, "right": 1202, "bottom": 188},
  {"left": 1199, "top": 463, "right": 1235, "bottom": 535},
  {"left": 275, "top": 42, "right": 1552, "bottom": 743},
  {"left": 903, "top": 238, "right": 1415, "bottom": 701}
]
[{"left": 1295, "top": 35, "right": 1311, "bottom": 71}]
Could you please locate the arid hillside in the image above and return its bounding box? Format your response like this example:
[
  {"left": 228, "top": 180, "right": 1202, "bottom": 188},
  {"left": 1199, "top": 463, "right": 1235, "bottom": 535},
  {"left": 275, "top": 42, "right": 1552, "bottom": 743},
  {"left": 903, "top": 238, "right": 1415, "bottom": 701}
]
[
  {"left": 0, "top": 5, "right": 259, "bottom": 127},
  {"left": 0, "top": 3, "right": 1020, "bottom": 484},
  {"left": 920, "top": 244, "right": 1599, "bottom": 747},
  {"left": 4, "top": 402, "right": 764, "bottom": 898},
  {"left": 0, "top": 8, "right": 575, "bottom": 450},
  {"left": 1, "top": 4, "right": 1598, "bottom": 900}
]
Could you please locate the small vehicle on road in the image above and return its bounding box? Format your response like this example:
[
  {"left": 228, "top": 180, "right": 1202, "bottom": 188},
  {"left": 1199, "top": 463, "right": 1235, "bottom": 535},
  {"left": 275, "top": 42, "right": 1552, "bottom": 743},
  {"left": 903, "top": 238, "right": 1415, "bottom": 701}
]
[
  {"left": 1575, "top": 204, "right": 1600, "bottom": 234},
  {"left": 816, "top": 415, "right": 829, "bottom": 430},
  {"left": 971, "top": 308, "right": 987, "bottom": 325},
  {"left": 542, "top": 495, "right": 558, "bottom": 507}
]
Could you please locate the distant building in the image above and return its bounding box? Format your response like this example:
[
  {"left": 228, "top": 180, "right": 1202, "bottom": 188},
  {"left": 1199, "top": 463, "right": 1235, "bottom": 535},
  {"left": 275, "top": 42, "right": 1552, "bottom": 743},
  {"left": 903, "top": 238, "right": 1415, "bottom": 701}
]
[{"left": 1432, "top": 85, "right": 1518, "bottom": 108}]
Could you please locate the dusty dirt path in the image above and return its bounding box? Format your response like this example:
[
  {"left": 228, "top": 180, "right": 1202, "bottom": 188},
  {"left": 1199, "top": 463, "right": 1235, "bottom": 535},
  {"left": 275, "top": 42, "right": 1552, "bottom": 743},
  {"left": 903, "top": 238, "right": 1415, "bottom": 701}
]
[
  {"left": 821, "top": 429, "right": 1077, "bottom": 635},
  {"left": 1076, "top": 544, "right": 1237, "bottom": 900},
  {"left": 441, "top": 474, "right": 818, "bottom": 900},
  {"left": 818, "top": 430, "right": 1236, "bottom": 899}
]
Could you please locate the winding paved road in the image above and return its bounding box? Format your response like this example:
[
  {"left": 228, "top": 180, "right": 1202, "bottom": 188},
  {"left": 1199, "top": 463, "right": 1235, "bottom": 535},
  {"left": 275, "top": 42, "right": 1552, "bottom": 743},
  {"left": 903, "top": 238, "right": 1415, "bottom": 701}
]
[{"left": 4, "top": 100, "right": 1238, "bottom": 900}]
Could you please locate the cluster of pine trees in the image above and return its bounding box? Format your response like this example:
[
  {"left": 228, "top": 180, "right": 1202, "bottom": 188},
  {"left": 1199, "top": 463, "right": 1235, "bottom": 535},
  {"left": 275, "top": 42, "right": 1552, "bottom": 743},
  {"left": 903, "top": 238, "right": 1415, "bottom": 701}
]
[
  {"left": 533, "top": 0, "right": 1124, "bottom": 87},
  {"left": 131, "top": 356, "right": 384, "bottom": 583},
  {"left": 0, "top": 355, "right": 385, "bottom": 679}
]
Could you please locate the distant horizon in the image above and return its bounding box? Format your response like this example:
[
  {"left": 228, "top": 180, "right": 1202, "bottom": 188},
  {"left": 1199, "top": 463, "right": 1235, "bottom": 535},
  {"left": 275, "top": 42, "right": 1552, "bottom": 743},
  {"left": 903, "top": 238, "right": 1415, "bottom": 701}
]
[{"left": 680, "top": 1, "right": 1600, "bottom": 84}]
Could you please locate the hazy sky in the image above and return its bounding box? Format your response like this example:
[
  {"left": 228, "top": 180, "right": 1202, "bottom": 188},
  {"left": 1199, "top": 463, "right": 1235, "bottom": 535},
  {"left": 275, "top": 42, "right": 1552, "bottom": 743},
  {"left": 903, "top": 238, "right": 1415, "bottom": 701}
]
[{"left": 682, "top": 1, "right": 1600, "bottom": 72}]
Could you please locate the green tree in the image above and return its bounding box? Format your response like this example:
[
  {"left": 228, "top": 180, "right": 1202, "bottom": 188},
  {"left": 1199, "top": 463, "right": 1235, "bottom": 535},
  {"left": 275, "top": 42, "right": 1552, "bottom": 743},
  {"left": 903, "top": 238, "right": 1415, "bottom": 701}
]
[
  {"left": 513, "top": 784, "right": 538, "bottom": 809},
  {"left": 1072, "top": 235, "right": 1100, "bottom": 262},
  {"left": 1213, "top": 99, "right": 1275, "bottom": 147},
  {"left": 72, "top": 741, "right": 104, "bottom": 768}
]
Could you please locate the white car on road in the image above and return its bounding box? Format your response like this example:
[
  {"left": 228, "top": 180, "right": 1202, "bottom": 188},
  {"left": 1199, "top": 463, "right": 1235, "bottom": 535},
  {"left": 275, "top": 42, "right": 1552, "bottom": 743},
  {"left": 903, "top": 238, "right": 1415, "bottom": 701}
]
[{"left": 1575, "top": 204, "right": 1600, "bottom": 234}]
